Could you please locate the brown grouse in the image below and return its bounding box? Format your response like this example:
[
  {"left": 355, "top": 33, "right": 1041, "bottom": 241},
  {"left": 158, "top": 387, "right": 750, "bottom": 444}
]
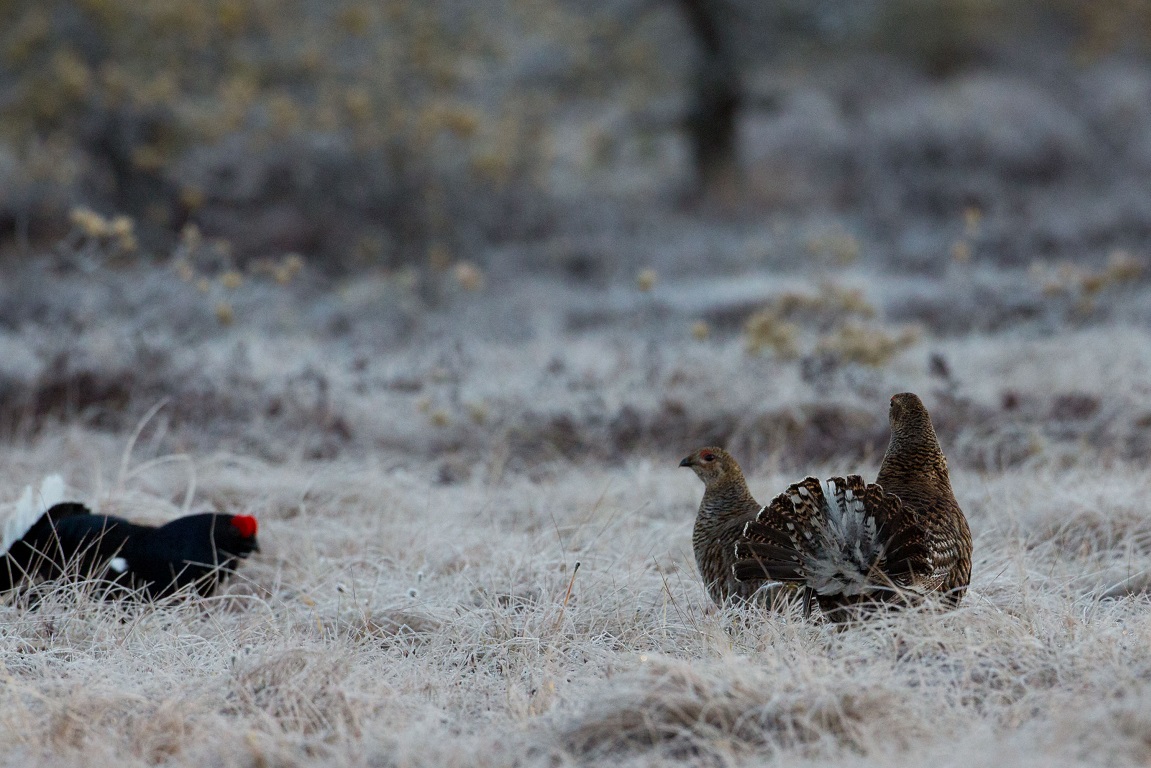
[
  {"left": 680, "top": 447, "right": 783, "bottom": 606},
  {"left": 732, "top": 392, "right": 972, "bottom": 621}
]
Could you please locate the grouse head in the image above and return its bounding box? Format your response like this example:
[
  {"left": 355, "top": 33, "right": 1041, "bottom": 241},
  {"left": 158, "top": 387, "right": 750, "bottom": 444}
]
[
  {"left": 219, "top": 514, "right": 260, "bottom": 558},
  {"left": 679, "top": 447, "right": 741, "bottom": 487},
  {"left": 889, "top": 392, "right": 935, "bottom": 435}
]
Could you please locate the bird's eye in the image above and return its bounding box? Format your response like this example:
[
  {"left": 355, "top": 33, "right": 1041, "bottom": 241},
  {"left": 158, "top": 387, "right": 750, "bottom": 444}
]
[{"left": 701, "top": 452, "right": 715, "bottom": 462}]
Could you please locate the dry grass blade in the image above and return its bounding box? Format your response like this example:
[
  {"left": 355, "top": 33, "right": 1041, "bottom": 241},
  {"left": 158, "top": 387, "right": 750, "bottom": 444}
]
[{"left": 553, "top": 561, "right": 580, "bottom": 633}]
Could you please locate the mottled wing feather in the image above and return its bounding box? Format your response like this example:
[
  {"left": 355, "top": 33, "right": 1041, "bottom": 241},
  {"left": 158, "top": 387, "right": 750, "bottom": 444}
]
[
  {"left": 923, "top": 500, "right": 972, "bottom": 602},
  {"left": 733, "top": 477, "right": 826, "bottom": 584},
  {"left": 732, "top": 472, "right": 950, "bottom": 618},
  {"left": 862, "top": 482, "right": 931, "bottom": 591}
]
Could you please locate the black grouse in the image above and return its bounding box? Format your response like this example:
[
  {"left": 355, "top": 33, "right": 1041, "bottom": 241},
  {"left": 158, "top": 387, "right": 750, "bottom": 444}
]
[{"left": 1, "top": 476, "right": 260, "bottom": 598}]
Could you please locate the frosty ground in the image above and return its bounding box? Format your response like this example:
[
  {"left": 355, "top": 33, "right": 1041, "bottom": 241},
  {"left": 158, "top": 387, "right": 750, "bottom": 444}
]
[
  {"left": 1, "top": 249, "right": 1151, "bottom": 767},
  {"left": 5, "top": 1, "right": 1151, "bottom": 763}
]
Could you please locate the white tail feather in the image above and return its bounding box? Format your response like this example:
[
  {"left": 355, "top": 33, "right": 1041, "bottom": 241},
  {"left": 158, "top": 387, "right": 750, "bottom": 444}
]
[
  {"left": 801, "top": 479, "right": 883, "bottom": 597},
  {"left": 2, "top": 474, "right": 67, "bottom": 554}
]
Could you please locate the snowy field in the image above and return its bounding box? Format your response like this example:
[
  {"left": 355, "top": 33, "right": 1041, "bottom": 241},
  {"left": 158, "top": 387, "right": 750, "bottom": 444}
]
[
  {"left": 2, "top": 253, "right": 1151, "bottom": 767},
  {"left": 4, "top": 3, "right": 1151, "bottom": 763}
]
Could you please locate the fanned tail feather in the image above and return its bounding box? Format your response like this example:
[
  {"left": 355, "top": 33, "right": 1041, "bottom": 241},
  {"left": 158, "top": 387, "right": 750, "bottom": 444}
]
[
  {"left": 733, "top": 475, "right": 930, "bottom": 614},
  {"left": 3, "top": 474, "right": 67, "bottom": 554},
  {"left": 801, "top": 476, "right": 888, "bottom": 598},
  {"left": 732, "top": 479, "right": 820, "bottom": 583}
]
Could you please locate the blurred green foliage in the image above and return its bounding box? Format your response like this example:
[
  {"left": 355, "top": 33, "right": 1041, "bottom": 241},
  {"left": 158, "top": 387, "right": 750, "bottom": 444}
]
[
  {"left": 1, "top": 0, "right": 528, "bottom": 157},
  {"left": 1, "top": 0, "right": 1148, "bottom": 267},
  {"left": 0, "top": 0, "right": 598, "bottom": 266},
  {"left": 1068, "top": 0, "right": 1151, "bottom": 58}
]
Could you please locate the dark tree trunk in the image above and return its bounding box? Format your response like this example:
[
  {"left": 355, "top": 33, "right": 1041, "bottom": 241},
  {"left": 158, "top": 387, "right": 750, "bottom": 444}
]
[{"left": 677, "top": 0, "right": 743, "bottom": 201}]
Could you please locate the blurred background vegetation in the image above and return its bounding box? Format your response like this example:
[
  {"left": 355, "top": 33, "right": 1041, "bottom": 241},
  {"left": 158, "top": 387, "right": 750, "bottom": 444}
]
[{"left": 0, "top": 0, "right": 1148, "bottom": 273}]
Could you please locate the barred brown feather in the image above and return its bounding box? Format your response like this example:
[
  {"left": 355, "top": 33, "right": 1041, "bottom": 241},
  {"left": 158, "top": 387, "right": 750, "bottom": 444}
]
[
  {"left": 875, "top": 392, "right": 972, "bottom": 606},
  {"left": 680, "top": 447, "right": 792, "bottom": 606},
  {"left": 734, "top": 475, "right": 932, "bottom": 620},
  {"left": 731, "top": 392, "right": 972, "bottom": 621}
]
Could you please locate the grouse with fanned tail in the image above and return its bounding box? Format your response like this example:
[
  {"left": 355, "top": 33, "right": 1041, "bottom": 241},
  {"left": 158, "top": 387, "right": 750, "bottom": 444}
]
[
  {"left": 732, "top": 392, "right": 971, "bottom": 621},
  {"left": 0, "top": 476, "right": 260, "bottom": 598}
]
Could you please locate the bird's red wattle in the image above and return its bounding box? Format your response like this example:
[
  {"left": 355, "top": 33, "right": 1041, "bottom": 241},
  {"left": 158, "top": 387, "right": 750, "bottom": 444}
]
[{"left": 231, "top": 515, "right": 258, "bottom": 539}]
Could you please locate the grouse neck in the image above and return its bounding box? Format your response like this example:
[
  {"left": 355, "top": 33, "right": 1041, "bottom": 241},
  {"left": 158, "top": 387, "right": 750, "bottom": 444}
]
[
  {"left": 700, "top": 474, "right": 758, "bottom": 520},
  {"left": 876, "top": 427, "right": 951, "bottom": 493}
]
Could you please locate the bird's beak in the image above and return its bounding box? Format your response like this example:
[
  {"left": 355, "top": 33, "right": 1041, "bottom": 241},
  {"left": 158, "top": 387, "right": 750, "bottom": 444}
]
[{"left": 679, "top": 455, "right": 694, "bottom": 468}]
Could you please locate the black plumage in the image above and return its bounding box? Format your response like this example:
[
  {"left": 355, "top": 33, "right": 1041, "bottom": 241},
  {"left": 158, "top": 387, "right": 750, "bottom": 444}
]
[{"left": 1, "top": 501, "right": 260, "bottom": 599}]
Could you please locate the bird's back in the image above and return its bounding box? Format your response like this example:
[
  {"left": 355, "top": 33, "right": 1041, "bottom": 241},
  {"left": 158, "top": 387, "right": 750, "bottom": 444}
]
[
  {"left": 875, "top": 439, "right": 971, "bottom": 604},
  {"left": 123, "top": 513, "right": 251, "bottom": 597},
  {"left": 23, "top": 507, "right": 143, "bottom": 584},
  {"left": 874, "top": 393, "right": 972, "bottom": 605}
]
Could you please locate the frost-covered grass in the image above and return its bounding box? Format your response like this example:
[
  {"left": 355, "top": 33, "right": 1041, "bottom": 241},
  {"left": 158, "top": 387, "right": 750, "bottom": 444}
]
[
  {"left": 4, "top": 5, "right": 1151, "bottom": 760},
  {"left": 1, "top": 221, "right": 1150, "bottom": 766},
  {"left": 2, "top": 422, "right": 1151, "bottom": 767}
]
